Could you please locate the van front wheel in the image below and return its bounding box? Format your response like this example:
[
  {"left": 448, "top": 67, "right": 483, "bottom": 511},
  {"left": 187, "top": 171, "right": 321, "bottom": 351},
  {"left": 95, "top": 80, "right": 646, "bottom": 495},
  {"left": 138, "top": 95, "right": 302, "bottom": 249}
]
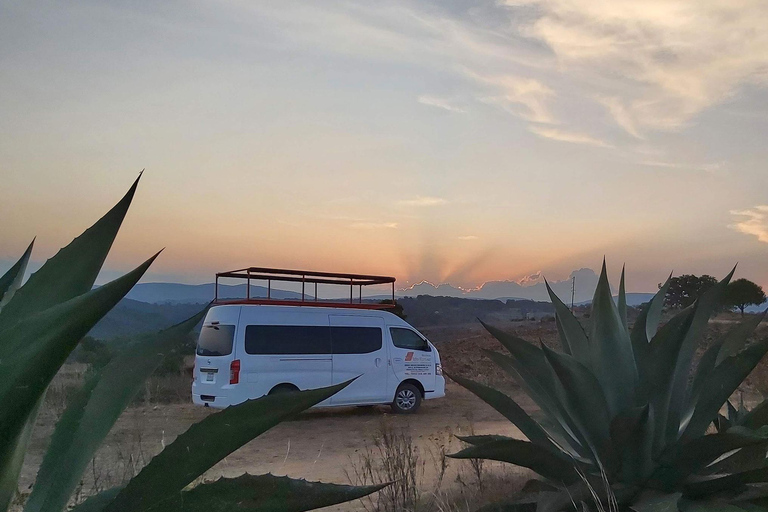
[{"left": 391, "top": 383, "right": 421, "bottom": 414}]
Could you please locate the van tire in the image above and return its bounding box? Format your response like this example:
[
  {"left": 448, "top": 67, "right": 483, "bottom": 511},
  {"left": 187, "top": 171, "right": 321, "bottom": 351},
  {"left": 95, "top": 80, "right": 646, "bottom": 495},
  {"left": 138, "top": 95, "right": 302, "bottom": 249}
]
[
  {"left": 391, "top": 383, "right": 421, "bottom": 414},
  {"left": 269, "top": 384, "right": 299, "bottom": 395}
]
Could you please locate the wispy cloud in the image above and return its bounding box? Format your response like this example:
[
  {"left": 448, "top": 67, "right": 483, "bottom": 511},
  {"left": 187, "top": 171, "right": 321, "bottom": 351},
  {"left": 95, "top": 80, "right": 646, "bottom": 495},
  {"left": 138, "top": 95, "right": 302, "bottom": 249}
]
[
  {"left": 528, "top": 126, "right": 611, "bottom": 147},
  {"left": 730, "top": 206, "right": 768, "bottom": 243},
  {"left": 350, "top": 221, "right": 399, "bottom": 229},
  {"left": 399, "top": 196, "right": 448, "bottom": 207},
  {"left": 467, "top": 70, "right": 557, "bottom": 124},
  {"left": 458, "top": 235, "right": 478, "bottom": 240},
  {"left": 417, "top": 95, "right": 466, "bottom": 113},
  {"left": 639, "top": 160, "right": 723, "bottom": 172}
]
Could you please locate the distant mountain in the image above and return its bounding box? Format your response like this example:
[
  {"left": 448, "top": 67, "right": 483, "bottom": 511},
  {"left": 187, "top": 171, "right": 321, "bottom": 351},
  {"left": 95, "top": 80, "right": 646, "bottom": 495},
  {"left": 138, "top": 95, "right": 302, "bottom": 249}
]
[
  {"left": 88, "top": 298, "right": 207, "bottom": 339},
  {"left": 400, "top": 268, "right": 603, "bottom": 304},
  {"left": 126, "top": 283, "right": 305, "bottom": 304},
  {"left": 575, "top": 293, "right": 656, "bottom": 307}
]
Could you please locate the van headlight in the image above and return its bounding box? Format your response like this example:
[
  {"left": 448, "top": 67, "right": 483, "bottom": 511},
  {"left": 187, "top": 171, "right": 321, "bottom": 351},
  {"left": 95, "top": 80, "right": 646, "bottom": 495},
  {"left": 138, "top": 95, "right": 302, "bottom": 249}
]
[{"left": 435, "top": 363, "right": 443, "bottom": 376}]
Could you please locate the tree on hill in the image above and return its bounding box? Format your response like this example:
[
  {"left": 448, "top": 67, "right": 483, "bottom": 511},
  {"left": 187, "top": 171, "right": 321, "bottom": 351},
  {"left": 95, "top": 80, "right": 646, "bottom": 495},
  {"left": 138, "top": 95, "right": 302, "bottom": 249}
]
[
  {"left": 724, "top": 278, "right": 767, "bottom": 316},
  {"left": 662, "top": 274, "right": 718, "bottom": 309}
]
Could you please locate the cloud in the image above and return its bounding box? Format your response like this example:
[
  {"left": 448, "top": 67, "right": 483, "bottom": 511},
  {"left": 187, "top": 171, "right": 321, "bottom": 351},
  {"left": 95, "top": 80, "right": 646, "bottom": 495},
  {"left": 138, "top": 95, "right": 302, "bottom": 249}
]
[
  {"left": 730, "top": 206, "right": 768, "bottom": 243},
  {"left": 399, "top": 196, "right": 448, "bottom": 207},
  {"left": 528, "top": 126, "right": 611, "bottom": 147},
  {"left": 504, "top": 0, "right": 768, "bottom": 135},
  {"left": 467, "top": 71, "right": 557, "bottom": 124},
  {"left": 458, "top": 235, "right": 478, "bottom": 240},
  {"left": 417, "top": 95, "right": 466, "bottom": 113},
  {"left": 350, "top": 222, "right": 399, "bottom": 229},
  {"left": 639, "top": 160, "right": 723, "bottom": 172}
]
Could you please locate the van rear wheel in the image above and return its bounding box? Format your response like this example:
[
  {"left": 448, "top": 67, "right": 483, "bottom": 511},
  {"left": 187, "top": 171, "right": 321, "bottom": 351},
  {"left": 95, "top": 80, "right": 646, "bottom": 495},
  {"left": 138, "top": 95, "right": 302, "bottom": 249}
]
[
  {"left": 269, "top": 384, "right": 299, "bottom": 395},
  {"left": 391, "top": 383, "right": 421, "bottom": 414}
]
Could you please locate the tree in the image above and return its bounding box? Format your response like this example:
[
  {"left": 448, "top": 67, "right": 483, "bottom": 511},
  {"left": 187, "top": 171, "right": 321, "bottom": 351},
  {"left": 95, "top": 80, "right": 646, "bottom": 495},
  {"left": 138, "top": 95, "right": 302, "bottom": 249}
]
[
  {"left": 724, "top": 278, "right": 767, "bottom": 316},
  {"left": 662, "top": 274, "right": 718, "bottom": 309}
]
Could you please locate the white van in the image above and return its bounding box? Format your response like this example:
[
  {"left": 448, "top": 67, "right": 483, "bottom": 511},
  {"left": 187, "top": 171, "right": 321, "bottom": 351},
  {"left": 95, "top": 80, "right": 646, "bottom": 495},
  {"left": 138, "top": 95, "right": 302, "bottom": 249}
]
[{"left": 192, "top": 305, "right": 445, "bottom": 413}]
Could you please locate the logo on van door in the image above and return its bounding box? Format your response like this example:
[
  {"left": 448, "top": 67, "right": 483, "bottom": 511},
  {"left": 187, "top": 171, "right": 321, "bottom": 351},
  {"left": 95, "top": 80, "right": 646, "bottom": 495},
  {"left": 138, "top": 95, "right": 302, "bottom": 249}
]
[
  {"left": 405, "top": 352, "right": 414, "bottom": 362},
  {"left": 403, "top": 351, "right": 432, "bottom": 376}
]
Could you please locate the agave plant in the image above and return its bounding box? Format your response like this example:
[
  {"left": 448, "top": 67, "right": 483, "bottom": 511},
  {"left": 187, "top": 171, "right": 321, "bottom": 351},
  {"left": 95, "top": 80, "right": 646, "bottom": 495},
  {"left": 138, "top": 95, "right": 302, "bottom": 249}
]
[
  {"left": 448, "top": 262, "right": 768, "bottom": 511},
  {"left": 0, "top": 175, "right": 383, "bottom": 512}
]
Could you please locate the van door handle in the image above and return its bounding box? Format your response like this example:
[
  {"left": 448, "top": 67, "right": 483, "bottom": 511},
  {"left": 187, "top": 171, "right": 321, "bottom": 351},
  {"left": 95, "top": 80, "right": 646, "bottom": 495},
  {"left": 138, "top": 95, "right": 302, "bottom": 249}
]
[{"left": 375, "top": 357, "right": 382, "bottom": 367}]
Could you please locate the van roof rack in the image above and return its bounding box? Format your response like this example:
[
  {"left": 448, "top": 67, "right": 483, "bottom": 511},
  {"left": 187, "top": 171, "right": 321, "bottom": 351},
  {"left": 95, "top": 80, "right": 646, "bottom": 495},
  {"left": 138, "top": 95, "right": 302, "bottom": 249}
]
[{"left": 213, "top": 266, "right": 397, "bottom": 309}]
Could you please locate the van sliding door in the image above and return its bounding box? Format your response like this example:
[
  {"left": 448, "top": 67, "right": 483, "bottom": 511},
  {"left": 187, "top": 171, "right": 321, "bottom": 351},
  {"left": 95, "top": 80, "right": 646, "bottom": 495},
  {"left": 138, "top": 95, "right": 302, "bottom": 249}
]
[{"left": 329, "top": 316, "right": 388, "bottom": 405}]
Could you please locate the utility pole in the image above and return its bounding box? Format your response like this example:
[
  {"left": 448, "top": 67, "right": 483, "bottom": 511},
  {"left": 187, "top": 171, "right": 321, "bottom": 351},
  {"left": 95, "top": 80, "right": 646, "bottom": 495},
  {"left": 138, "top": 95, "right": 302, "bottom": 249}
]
[{"left": 571, "top": 276, "right": 575, "bottom": 311}]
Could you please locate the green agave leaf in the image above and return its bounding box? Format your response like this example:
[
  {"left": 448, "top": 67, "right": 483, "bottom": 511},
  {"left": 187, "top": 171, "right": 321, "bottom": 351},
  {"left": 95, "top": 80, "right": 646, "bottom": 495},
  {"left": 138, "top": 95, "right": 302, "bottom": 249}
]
[
  {"left": 717, "top": 312, "right": 768, "bottom": 365},
  {"left": 589, "top": 260, "right": 638, "bottom": 417},
  {"left": 658, "top": 430, "right": 768, "bottom": 486},
  {"left": 619, "top": 265, "right": 628, "bottom": 332},
  {"left": 103, "top": 381, "right": 353, "bottom": 512},
  {"left": 456, "top": 434, "right": 517, "bottom": 446},
  {"left": 678, "top": 501, "right": 750, "bottom": 512},
  {"left": 448, "top": 438, "right": 581, "bottom": 484},
  {"left": 0, "top": 399, "right": 42, "bottom": 512},
  {"left": 0, "top": 239, "right": 34, "bottom": 311},
  {"left": 482, "top": 349, "right": 584, "bottom": 457},
  {"left": 702, "top": 442, "right": 768, "bottom": 476},
  {"left": 24, "top": 310, "right": 207, "bottom": 512},
  {"left": 740, "top": 400, "right": 768, "bottom": 430},
  {"left": 689, "top": 340, "right": 724, "bottom": 409},
  {"left": 146, "top": 473, "right": 386, "bottom": 512},
  {"left": 629, "top": 491, "right": 682, "bottom": 512},
  {"left": 544, "top": 280, "right": 590, "bottom": 364},
  {"left": 631, "top": 274, "right": 672, "bottom": 387},
  {"left": 682, "top": 337, "right": 768, "bottom": 442},
  {"left": 0, "top": 176, "right": 140, "bottom": 326},
  {"left": 684, "top": 467, "right": 768, "bottom": 498},
  {"left": 447, "top": 373, "right": 557, "bottom": 452},
  {"left": 643, "top": 305, "right": 698, "bottom": 455},
  {"left": 0, "top": 254, "right": 157, "bottom": 448},
  {"left": 667, "top": 268, "right": 736, "bottom": 446},
  {"left": 611, "top": 405, "right": 654, "bottom": 483},
  {"left": 541, "top": 344, "right": 612, "bottom": 464},
  {"left": 70, "top": 488, "right": 122, "bottom": 512}
]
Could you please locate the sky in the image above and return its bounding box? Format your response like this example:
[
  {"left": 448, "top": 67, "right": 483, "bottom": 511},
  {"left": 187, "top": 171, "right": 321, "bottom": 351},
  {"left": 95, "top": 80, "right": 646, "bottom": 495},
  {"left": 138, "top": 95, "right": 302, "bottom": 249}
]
[{"left": 2, "top": 0, "right": 768, "bottom": 294}]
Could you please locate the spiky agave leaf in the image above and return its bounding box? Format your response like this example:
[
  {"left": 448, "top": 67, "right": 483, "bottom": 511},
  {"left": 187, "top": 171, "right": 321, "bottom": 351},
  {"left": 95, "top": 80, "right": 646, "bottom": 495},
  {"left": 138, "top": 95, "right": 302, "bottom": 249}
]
[
  {"left": 453, "top": 264, "right": 768, "bottom": 511},
  {"left": 101, "top": 380, "right": 358, "bottom": 512},
  {"left": 0, "top": 239, "right": 34, "bottom": 311},
  {"left": 24, "top": 309, "right": 207, "bottom": 512}
]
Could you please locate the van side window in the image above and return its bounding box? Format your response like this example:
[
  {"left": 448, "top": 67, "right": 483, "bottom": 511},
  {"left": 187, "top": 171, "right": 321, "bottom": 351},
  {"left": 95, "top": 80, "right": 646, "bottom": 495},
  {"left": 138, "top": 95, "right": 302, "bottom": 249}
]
[
  {"left": 245, "top": 325, "right": 331, "bottom": 355},
  {"left": 331, "top": 327, "right": 382, "bottom": 354},
  {"left": 390, "top": 328, "right": 430, "bottom": 351},
  {"left": 196, "top": 325, "right": 235, "bottom": 356}
]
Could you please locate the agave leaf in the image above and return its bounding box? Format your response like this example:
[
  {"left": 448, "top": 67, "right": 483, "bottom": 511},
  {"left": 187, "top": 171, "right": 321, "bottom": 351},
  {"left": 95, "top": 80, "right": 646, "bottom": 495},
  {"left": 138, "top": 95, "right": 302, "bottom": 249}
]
[
  {"left": 24, "top": 310, "right": 207, "bottom": 512},
  {"left": 589, "top": 260, "right": 638, "bottom": 417},
  {"left": 678, "top": 501, "right": 750, "bottom": 512},
  {"left": 449, "top": 438, "right": 581, "bottom": 484},
  {"left": 667, "top": 268, "right": 736, "bottom": 446},
  {"left": 544, "top": 280, "right": 590, "bottom": 364},
  {"left": 70, "top": 488, "right": 123, "bottom": 512},
  {"left": 689, "top": 340, "right": 724, "bottom": 408},
  {"left": 658, "top": 429, "right": 768, "bottom": 486},
  {"left": 619, "top": 265, "right": 628, "bottom": 332},
  {"left": 631, "top": 275, "right": 672, "bottom": 387},
  {"left": 447, "top": 373, "right": 558, "bottom": 452},
  {"left": 0, "top": 176, "right": 140, "bottom": 326},
  {"left": 0, "top": 253, "right": 157, "bottom": 457},
  {"left": 103, "top": 381, "right": 353, "bottom": 512},
  {"left": 482, "top": 349, "right": 585, "bottom": 457},
  {"left": 0, "top": 239, "right": 34, "bottom": 311},
  {"left": 541, "top": 344, "right": 612, "bottom": 463},
  {"left": 0, "top": 399, "right": 42, "bottom": 512},
  {"left": 740, "top": 400, "right": 768, "bottom": 430},
  {"left": 642, "top": 305, "right": 698, "bottom": 455},
  {"left": 143, "top": 473, "right": 386, "bottom": 512},
  {"left": 456, "top": 434, "right": 517, "bottom": 446},
  {"left": 611, "top": 405, "right": 654, "bottom": 483},
  {"left": 717, "top": 312, "right": 768, "bottom": 365},
  {"left": 684, "top": 467, "right": 768, "bottom": 498},
  {"left": 629, "top": 491, "right": 682, "bottom": 512},
  {"left": 682, "top": 337, "right": 768, "bottom": 442},
  {"left": 702, "top": 442, "right": 768, "bottom": 476}
]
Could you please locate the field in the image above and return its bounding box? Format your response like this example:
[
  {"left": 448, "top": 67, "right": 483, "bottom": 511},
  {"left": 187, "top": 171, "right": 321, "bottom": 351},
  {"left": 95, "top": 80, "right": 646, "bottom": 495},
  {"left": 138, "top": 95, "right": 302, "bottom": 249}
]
[{"left": 16, "top": 315, "right": 768, "bottom": 511}]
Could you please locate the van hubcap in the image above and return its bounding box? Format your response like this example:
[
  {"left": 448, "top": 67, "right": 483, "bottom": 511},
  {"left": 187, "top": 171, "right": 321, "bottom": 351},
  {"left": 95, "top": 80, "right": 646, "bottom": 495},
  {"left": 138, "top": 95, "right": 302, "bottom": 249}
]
[{"left": 396, "top": 389, "right": 416, "bottom": 410}]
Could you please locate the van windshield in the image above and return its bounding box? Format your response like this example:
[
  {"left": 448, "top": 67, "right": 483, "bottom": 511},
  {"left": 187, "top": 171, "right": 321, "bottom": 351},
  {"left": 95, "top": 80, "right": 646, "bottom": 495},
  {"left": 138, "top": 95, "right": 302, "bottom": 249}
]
[{"left": 196, "top": 325, "right": 235, "bottom": 356}]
